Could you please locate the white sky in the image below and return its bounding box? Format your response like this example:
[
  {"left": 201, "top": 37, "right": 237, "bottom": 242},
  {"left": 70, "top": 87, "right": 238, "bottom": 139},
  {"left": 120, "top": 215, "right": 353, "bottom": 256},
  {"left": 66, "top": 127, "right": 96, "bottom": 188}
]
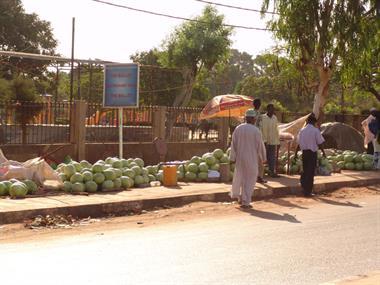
[{"left": 22, "top": 0, "right": 278, "bottom": 62}]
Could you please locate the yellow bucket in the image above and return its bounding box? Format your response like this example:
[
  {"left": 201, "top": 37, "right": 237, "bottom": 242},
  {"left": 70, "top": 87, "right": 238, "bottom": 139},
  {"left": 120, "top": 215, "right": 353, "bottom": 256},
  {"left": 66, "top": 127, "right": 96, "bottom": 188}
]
[{"left": 163, "top": 165, "right": 178, "bottom": 187}]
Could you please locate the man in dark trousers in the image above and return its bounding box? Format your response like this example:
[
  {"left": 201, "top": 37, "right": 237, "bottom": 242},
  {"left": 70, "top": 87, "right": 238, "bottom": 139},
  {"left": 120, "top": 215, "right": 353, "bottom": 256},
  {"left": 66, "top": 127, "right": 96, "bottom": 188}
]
[
  {"left": 295, "top": 113, "right": 326, "bottom": 197},
  {"left": 253, "top": 98, "right": 266, "bottom": 183}
]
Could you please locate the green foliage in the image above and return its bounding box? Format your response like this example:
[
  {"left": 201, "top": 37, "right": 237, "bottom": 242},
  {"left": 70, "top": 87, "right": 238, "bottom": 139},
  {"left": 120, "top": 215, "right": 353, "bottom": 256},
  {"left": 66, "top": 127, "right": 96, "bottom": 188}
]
[
  {"left": 159, "top": 5, "right": 233, "bottom": 106},
  {"left": 130, "top": 49, "right": 183, "bottom": 106},
  {"left": 235, "top": 52, "right": 311, "bottom": 112},
  {"left": 261, "top": 0, "right": 376, "bottom": 113},
  {"left": 339, "top": 1, "right": 380, "bottom": 102},
  {"left": 0, "top": 0, "right": 57, "bottom": 79}
]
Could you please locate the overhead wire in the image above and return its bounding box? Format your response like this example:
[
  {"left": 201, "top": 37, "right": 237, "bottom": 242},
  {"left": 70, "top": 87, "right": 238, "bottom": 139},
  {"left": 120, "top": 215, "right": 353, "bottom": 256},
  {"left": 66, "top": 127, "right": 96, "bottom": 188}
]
[
  {"left": 194, "top": 0, "right": 280, "bottom": 15},
  {"left": 90, "top": 0, "right": 272, "bottom": 31}
]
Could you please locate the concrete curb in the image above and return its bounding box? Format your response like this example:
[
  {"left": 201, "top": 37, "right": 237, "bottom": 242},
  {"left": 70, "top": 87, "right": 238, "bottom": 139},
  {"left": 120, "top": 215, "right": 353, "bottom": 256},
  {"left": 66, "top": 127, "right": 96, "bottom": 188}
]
[{"left": 1, "top": 175, "right": 380, "bottom": 225}]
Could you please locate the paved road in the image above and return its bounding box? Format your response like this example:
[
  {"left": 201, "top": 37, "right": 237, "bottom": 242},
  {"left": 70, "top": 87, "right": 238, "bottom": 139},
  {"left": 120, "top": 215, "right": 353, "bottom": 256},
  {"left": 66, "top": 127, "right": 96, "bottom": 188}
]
[{"left": 1, "top": 195, "right": 379, "bottom": 285}]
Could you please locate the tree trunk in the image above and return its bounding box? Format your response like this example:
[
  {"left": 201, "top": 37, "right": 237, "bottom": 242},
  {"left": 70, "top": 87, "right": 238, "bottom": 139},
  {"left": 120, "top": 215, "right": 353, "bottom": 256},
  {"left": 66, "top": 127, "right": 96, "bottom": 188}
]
[
  {"left": 165, "top": 70, "right": 196, "bottom": 140},
  {"left": 368, "top": 86, "right": 380, "bottom": 102},
  {"left": 312, "top": 65, "right": 332, "bottom": 121}
]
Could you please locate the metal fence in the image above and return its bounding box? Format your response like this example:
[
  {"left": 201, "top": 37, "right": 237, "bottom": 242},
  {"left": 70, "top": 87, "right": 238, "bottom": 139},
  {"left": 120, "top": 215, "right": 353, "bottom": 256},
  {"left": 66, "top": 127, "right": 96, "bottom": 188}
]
[
  {"left": 0, "top": 101, "right": 71, "bottom": 144},
  {"left": 85, "top": 103, "right": 156, "bottom": 143},
  {"left": 165, "top": 106, "right": 219, "bottom": 142}
]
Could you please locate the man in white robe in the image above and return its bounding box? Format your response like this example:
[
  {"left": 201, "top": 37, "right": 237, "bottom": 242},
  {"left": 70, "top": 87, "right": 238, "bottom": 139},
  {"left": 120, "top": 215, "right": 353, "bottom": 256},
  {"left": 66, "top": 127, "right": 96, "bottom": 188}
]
[{"left": 229, "top": 109, "right": 266, "bottom": 208}]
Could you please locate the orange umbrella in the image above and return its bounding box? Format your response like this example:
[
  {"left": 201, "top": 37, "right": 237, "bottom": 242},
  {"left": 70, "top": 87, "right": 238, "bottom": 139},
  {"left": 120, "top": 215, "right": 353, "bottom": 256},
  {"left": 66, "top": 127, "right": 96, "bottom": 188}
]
[{"left": 199, "top": 94, "right": 254, "bottom": 120}]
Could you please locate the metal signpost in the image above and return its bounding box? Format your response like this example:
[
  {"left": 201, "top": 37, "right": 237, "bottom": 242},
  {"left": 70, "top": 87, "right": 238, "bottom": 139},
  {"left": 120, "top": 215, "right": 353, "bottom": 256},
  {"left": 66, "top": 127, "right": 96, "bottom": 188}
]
[{"left": 103, "top": 63, "right": 139, "bottom": 159}]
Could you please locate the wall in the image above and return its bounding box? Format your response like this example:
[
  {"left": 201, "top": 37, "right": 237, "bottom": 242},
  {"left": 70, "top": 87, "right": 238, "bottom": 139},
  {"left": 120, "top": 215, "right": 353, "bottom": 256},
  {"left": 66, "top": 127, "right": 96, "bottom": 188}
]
[{"left": 1, "top": 141, "right": 223, "bottom": 165}]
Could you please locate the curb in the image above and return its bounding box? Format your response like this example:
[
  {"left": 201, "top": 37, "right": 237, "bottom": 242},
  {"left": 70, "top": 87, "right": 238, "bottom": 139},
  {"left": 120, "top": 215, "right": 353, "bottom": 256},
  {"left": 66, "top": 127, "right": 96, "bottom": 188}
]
[{"left": 1, "top": 177, "right": 380, "bottom": 224}]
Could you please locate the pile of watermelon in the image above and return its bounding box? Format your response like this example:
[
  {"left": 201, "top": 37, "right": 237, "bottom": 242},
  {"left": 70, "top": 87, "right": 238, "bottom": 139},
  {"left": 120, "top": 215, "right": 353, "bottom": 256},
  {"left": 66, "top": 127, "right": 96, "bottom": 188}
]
[
  {"left": 177, "top": 148, "right": 235, "bottom": 182},
  {"left": 0, "top": 179, "right": 38, "bottom": 198},
  {"left": 277, "top": 149, "right": 375, "bottom": 175},
  {"left": 56, "top": 157, "right": 163, "bottom": 193}
]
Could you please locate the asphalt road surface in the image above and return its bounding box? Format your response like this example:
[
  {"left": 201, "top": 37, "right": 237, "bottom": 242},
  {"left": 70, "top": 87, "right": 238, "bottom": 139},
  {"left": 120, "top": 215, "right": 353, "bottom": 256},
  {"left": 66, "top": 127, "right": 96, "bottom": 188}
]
[{"left": 1, "top": 189, "right": 379, "bottom": 285}]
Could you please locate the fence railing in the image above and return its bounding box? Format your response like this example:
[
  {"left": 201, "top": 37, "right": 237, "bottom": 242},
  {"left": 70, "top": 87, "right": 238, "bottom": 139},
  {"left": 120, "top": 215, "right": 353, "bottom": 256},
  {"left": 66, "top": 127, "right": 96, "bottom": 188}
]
[
  {"left": 0, "top": 100, "right": 368, "bottom": 145},
  {"left": 85, "top": 104, "right": 156, "bottom": 143},
  {"left": 0, "top": 101, "right": 71, "bottom": 144},
  {"left": 165, "top": 106, "right": 219, "bottom": 142}
]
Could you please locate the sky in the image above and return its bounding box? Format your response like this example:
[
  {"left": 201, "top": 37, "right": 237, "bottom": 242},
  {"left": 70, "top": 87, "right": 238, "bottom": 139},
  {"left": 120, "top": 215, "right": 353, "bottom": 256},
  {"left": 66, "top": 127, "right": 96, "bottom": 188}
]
[{"left": 22, "top": 0, "right": 278, "bottom": 63}]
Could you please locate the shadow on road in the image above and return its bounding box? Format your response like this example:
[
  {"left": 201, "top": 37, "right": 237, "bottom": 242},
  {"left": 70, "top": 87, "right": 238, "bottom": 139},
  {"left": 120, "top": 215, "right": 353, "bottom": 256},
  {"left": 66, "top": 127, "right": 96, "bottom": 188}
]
[
  {"left": 239, "top": 208, "right": 301, "bottom": 223},
  {"left": 266, "top": 198, "right": 308, "bottom": 210},
  {"left": 315, "top": 197, "right": 362, "bottom": 208}
]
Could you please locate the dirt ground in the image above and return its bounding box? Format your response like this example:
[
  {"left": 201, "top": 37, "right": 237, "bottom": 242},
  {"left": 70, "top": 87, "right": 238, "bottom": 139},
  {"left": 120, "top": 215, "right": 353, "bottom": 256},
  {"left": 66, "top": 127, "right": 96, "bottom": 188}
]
[{"left": 1, "top": 185, "right": 379, "bottom": 244}]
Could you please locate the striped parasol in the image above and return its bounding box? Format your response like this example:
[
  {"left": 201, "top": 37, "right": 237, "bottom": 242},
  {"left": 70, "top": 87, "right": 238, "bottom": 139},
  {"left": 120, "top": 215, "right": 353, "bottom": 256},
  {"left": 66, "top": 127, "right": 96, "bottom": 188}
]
[{"left": 199, "top": 94, "right": 254, "bottom": 120}]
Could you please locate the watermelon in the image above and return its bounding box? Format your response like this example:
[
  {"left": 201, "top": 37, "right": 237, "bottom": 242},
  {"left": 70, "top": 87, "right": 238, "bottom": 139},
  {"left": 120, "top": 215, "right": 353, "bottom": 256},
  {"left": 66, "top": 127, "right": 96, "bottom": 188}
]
[
  {"left": 190, "top": 156, "right": 202, "bottom": 165},
  {"left": 134, "top": 158, "right": 144, "bottom": 168},
  {"left": 198, "top": 162, "right": 209, "bottom": 172},
  {"left": 364, "top": 161, "right": 373, "bottom": 170},
  {"left": 112, "top": 160, "right": 123, "bottom": 169},
  {"left": 58, "top": 173, "right": 67, "bottom": 182},
  {"left": 210, "top": 163, "right": 220, "bottom": 171},
  {"left": 185, "top": 171, "right": 197, "bottom": 181},
  {"left": 64, "top": 164, "right": 76, "bottom": 178},
  {"left": 134, "top": 175, "right": 144, "bottom": 185},
  {"left": 220, "top": 154, "right": 229, "bottom": 163},
  {"left": 345, "top": 162, "right": 355, "bottom": 170},
  {"left": 198, "top": 172, "right": 208, "bottom": 181},
  {"left": 131, "top": 166, "right": 142, "bottom": 176},
  {"left": 205, "top": 155, "right": 216, "bottom": 166},
  {"left": 82, "top": 171, "right": 93, "bottom": 182},
  {"left": 0, "top": 182, "right": 8, "bottom": 196},
  {"left": 344, "top": 155, "right": 354, "bottom": 163},
  {"left": 85, "top": 181, "right": 98, "bottom": 193},
  {"left": 9, "top": 181, "right": 28, "bottom": 198},
  {"left": 113, "top": 168, "right": 122, "bottom": 178},
  {"left": 103, "top": 169, "right": 116, "bottom": 181},
  {"left": 123, "top": 169, "right": 136, "bottom": 178},
  {"left": 148, "top": 174, "right": 156, "bottom": 182},
  {"left": 355, "top": 163, "right": 363, "bottom": 171},
  {"left": 213, "top": 149, "right": 224, "bottom": 159},
  {"left": 23, "top": 179, "right": 38, "bottom": 194},
  {"left": 113, "top": 178, "right": 122, "bottom": 189},
  {"left": 62, "top": 181, "right": 72, "bottom": 192},
  {"left": 93, "top": 173, "right": 105, "bottom": 184},
  {"left": 80, "top": 160, "right": 92, "bottom": 169},
  {"left": 102, "top": 180, "right": 114, "bottom": 190},
  {"left": 187, "top": 163, "right": 199, "bottom": 173},
  {"left": 92, "top": 164, "right": 104, "bottom": 173},
  {"left": 72, "top": 182, "right": 85, "bottom": 192}
]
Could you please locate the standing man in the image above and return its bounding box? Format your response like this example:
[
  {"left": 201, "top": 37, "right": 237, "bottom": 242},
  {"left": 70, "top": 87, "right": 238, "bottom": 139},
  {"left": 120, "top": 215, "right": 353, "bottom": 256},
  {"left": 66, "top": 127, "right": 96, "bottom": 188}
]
[
  {"left": 295, "top": 113, "right": 326, "bottom": 197},
  {"left": 229, "top": 109, "right": 266, "bottom": 208},
  {"left": 253, "top": 98, "right": 266, "bottom": 183},
  {"left": 260, "top": 104, "right": 280, "bottom": 178}
]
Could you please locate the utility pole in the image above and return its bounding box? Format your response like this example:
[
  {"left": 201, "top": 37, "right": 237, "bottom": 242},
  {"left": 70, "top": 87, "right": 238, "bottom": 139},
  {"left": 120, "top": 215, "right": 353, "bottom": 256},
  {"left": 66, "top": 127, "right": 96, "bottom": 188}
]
[{"left": 69, "top": 17, "right": 75, "bottom": 104}]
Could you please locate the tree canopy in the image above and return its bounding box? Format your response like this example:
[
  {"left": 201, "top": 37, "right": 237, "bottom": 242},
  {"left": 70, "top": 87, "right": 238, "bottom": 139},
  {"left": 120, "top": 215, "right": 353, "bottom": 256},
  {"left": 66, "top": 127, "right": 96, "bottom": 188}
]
[
  {"left": 261, "top": 0, "right": 378, "bottom": 118},
  {"left": 159, "top": 5, "right": 233, "bottom": 107}
]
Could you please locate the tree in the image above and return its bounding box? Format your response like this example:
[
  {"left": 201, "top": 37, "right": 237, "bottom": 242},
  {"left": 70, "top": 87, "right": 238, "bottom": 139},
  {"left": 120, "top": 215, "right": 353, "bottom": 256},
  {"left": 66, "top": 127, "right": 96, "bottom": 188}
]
[
  {"left": 340, "top": 2, "right": 380, "bottom": 102},
  {"left": 235, "top": 52, "right": 312, "bottom": 111},
  {"left": 159, "top": 5, "right": 233, "bottom": 107},
  {"left": 0, "top": 0, "right": 57, "bottom": 80},
  {"left": 130, "top": 49, "right": 184, "bottom": 106},
  {"left": 261, "top": 0, "right": 377, "bottom": 118}
]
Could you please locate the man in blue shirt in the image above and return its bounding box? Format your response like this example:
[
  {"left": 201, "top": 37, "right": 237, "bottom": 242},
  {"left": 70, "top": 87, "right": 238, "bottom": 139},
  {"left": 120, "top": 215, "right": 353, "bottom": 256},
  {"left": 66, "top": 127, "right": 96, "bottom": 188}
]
[{"left": 295, "top": 113, "right": 326, "bottom": 197}]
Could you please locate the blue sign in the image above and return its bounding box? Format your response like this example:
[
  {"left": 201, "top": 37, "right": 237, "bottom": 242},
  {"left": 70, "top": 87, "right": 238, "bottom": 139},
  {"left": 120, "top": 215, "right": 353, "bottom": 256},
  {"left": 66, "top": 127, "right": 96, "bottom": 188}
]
[{"left": 103, "top": 63, "right": 139, "bottom": 108}]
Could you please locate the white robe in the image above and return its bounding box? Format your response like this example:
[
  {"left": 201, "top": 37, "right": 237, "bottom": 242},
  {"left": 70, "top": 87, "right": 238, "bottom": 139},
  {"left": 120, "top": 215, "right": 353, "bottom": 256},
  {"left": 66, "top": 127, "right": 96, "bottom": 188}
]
[{"left": 229, "top": 123, "right": 266, "bottom": 205}]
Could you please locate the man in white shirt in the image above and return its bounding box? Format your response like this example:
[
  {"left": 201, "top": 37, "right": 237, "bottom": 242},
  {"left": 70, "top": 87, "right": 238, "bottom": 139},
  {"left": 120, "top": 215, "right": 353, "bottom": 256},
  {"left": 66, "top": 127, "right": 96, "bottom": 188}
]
[
  {"left": 295, "top": 113, "right": 326, "bottom": 197},
  {"left": 260, "top": 104, "right": 280, "bottom": 178}
]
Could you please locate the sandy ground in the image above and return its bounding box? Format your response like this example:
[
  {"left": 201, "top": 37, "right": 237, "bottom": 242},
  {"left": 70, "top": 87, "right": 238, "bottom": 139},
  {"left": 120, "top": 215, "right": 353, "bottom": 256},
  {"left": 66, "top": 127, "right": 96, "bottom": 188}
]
[{"left": 1, "top": 185, "right": 379, "bottom": 244}]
